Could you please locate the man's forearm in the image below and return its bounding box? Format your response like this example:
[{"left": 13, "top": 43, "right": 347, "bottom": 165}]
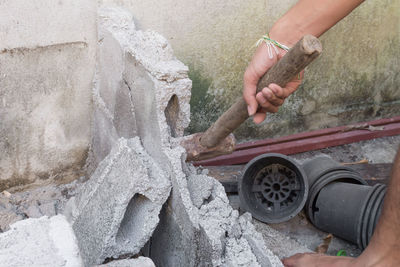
[{"left": 269, "top": 0, "right": 365, "bottom": 47}]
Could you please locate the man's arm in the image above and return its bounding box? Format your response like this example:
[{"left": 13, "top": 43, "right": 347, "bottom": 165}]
[{"left": 244, "top": 0, "right": 365, "bottom": 124}]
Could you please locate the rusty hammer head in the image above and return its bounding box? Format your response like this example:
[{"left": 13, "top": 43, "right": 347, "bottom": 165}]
[{"left": 181, "top": 133, "right": 236, "bottom": 162}]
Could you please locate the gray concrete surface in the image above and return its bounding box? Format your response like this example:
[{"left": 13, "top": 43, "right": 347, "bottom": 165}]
[
  {"left": 0, "top": 0, "right": 97, "bottom": 191},
  {"left": 65, "top": 138, "right": 171, "bottom": 266},
  {"left": 96, "top": 257, "right": 155, "bottom": 267},
  {"left": 151, "top": 148, "right": 283, "bottom": 266},
  {"left": 0, "top": 215, "right": 83, "bottom": 267},
  {"left": 89, "top": 6, "right": 191, "bottom": 174}
]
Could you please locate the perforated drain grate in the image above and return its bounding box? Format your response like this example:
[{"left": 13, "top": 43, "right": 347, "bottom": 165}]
[
  {"left": 252, "top": 164, "right": 301, "bottom": 213},
  {"left": 239, "top": 153, "right": 308, "bottom": 223}
]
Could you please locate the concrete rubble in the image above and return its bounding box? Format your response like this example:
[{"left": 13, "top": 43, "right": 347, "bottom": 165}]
[
  {"left": 96, "top": 257, "right": 155, "bottom": 267},
  {"left": 0, "top": 215, "right": 83, "bottom": 267},
  {"left": 65, "top": 138, "right": 171, "bottom": 266},
  {"left": 89, "top": 6, "right": 191, "bottom": 173},
  {"left": 0, "top": 177, "right": 84, "bottom": 232}
]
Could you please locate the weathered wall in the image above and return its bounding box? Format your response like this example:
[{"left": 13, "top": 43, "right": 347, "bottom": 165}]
[
  {"left": 100, "top": 0, "right": 400, "bottom": 141},
  {"left": 0, "top": 0, "right": 97, "bottom": 191}
]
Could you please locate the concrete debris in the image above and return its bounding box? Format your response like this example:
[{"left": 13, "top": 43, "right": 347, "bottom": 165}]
[
  {"left": 0, "top": 178, "right": 84, "bottom": 232},
  {"left": 151, "top": 147, "right": 283, "bottom": 266},
  {"left": 65, "top": 137, "right": 171, "bottom": 266},
  {"left": 96, "top": 257, "right": 155, "bottom": 267},
  {"left": 244, "top": 214, "right": 311, "bottom": 261},
  {"left": 89, "top": 6, "right": 191, "bottom": 173},
  {"left": 0, "top": 215, "right": 83, "bottom": 267}
]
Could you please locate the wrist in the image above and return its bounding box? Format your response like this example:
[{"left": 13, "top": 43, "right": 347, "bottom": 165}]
[{"left": 269, "top": 18, "right": 306, "bottom": 48}]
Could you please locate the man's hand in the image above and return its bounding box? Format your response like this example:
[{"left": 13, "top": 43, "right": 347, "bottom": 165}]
[
  {"left": 281, "top": 252, "right": 356, "bottom": 267},
  {"left": 243, "top": 42, "right": 303, "bottom": 124}
]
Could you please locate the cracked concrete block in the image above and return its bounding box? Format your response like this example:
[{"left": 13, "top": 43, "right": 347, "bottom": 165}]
[
  {"left": 65, "top": 137, "right": 171, "bottom": 266},
  {"left": 0, "top": 215, "right": 83, "bottom": 267},
  {"left": 151, "top": 150, "right": 283, "bottom": 266},
  {"left": 96, "top": 257, "right": 155, "bottom": 267},
  {"left": 91, "top": 7, "right": 191, "bottom": 172},
  {"left": 225, "top": 238, "right": 260, "bottom": 267},
  {"left": 187, "top": 174, "right": 215, "bottom": 208}
]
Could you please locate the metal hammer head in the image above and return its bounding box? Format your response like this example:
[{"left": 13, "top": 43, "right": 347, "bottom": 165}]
[{"left": 181, "top": 133, "right": 236, "bottom": 162}]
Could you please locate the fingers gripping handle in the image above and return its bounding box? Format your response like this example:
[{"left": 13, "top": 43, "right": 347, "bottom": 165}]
[{"left": 200, "top": 35, "right": 322, "bottom": 148}]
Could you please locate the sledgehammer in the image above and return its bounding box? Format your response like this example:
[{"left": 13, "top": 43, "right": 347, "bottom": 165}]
[{"left": 182, "top": 35, "right": 322, "bottom": 161}]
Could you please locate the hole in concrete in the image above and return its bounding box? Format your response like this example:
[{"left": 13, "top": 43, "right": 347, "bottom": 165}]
[
  {"left": 116, "top": 194, "right": 159, "bottom": 250},
  {"left": 164, "top": 95, "right": 180, "bottom": 137}
]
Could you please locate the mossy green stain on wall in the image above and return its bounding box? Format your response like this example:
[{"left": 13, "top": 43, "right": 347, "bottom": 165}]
[{"left": 186, "top": 66, "right": 219, "bottom": 134}]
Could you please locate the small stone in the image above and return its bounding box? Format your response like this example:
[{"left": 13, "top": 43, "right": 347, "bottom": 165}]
[
  {"left": 25, "top": 204, "right": 43, "bottom": 218},
  {"left": 2, "top": 191, "right": 11, "bottom": 198},
  {"left": 39, "top": 202, "right": 57, "bottom": 217}
]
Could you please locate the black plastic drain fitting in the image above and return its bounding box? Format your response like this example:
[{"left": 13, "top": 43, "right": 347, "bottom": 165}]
[
  {"left": 239, "top": 153, "right": 308, "bottom": 223},
  {"left": 314, "top": 182, "right": 386, "bottom": 249},
  {"left": 302, "top": 156, "right": 368, "bottom": 225}
]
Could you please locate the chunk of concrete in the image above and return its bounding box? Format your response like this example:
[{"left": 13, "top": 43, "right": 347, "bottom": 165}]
[
  {"left": 96, "top": 257, "right": 155, "bottom": 267},
  {"left": 151, "top": 150, "right": 284, "bottom": 266},
  {"left": 65, "top": 137, "right": 171, "bottom": 266},
  {"left": 0, "top": 215, "right": 83, "bottom": 267},
  {"left": 89, "top": 7, "right": 191, "bottom": 173}
]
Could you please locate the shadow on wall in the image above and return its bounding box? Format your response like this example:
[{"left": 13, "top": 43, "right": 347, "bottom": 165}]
[{"left": 165, "top": 95, "right": 180, "bottom": 138}]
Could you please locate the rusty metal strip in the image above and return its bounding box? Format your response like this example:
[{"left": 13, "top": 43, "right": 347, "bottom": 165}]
[
  {"left": 195, "top": 117, "right": 400, "bottom": 166},
  {"left": 235, "top": 116, "right": 400, "bottom": 151}
]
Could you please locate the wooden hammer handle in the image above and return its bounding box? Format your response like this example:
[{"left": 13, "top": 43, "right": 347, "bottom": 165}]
[{"left": 200, "top": 35, "right": 322, "bottom": 148}]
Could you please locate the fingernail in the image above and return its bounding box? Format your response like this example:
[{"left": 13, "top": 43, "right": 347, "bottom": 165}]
[
  {"left": 259, "top": 97, "right": 266, "bottom": 104},
  {"left": 265, "top": 90, "right": 272, "bottom": 98},
  {"left": 247, "top": 105, "right": 254, "bottom": 116}
]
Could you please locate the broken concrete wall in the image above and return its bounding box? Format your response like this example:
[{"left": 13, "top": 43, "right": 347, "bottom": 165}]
[
  {"left": 78, "top": 7, "right": 284, "bottom": 266},
  {"left": 89, "top": 7, "right": 191, "bottom": 174},
  {"left": 0, "top": 0, "right": 97, "bottom": 191}
]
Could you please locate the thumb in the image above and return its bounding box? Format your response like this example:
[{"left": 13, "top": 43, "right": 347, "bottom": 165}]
[
  {"left": 246, "top": 97, "right": 258, "bottom": 116},
  {"left": 243, "top": 69, "right": 260, "bottom": 116}
]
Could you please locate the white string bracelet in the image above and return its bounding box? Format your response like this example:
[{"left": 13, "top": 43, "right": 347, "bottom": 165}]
[{"left": 255, "top": 34, "right": 291, "bottom": 59}]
